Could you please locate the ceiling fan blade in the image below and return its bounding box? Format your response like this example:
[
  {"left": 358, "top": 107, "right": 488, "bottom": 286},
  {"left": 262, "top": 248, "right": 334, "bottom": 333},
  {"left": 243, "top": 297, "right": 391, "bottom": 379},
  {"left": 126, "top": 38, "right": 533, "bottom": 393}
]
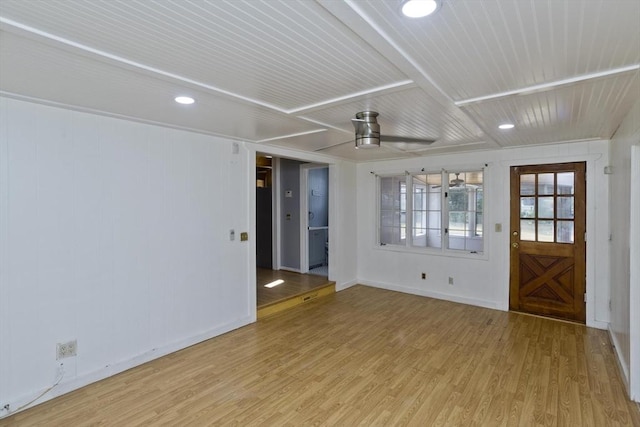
[
  {"left": 314, "top": 140, "right": 352, "bottom": 152},
  {"left": 379, "top": 135, "right": 436, "bottom": 144}
]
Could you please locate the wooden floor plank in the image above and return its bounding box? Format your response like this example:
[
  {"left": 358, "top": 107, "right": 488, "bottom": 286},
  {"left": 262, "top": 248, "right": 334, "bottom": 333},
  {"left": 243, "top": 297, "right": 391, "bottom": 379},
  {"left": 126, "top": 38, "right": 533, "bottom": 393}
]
[{"left": 2, "top": 285, "right": 639, "bottom": 426}]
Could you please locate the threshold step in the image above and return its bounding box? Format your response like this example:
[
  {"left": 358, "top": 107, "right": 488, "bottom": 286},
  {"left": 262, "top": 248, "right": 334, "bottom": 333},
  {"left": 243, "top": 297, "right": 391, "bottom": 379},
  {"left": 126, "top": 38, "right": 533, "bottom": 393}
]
[{"left": 258, "top": 282, "right": 335, "bottom": 319}]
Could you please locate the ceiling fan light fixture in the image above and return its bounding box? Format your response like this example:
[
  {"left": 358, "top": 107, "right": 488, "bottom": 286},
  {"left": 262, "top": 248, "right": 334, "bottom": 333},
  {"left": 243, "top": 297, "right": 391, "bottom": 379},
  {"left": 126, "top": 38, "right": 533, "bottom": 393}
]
[
  {"left": 353, "top": 111, "right": 381, "bottom": 149},
  {"left": 401, "top": 0, "right": 441, "bottom": 18}
]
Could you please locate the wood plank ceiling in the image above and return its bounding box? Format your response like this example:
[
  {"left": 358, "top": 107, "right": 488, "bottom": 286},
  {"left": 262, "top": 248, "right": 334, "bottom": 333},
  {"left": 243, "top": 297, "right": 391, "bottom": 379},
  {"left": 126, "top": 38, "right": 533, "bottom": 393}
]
[{"left": 1, "top": 0, "right": 638, "bottom": 161}]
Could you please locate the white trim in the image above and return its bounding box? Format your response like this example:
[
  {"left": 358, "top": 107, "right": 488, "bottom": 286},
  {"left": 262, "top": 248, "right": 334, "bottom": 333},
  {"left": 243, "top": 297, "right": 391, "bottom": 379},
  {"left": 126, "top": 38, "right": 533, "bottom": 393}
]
[
  {"left": 360, "top": 280, "right": 502, "bottom": 311},
  {"left": 0, "top": 315, "right": 253, "bottom": 419},
  {"left": 300, "top": 163, "right": 330, "bottom": 274},
  {"left": 279, "top": 266, "right": 302, "bottom": 274},
  {"left": 455, "top": 64, "right": 640, "bottom": 107},
  {"left": 609, "top": 325, "right": 631, "bottom": 395},
  {"left": 336, "top": 279, "right": 358, "bottom": 291},
  {"left": 629, "top": 145, "right": 640, "bottom": 401},
  {"left": 273, "top": 158, "right": 281, "bottom": 270}
]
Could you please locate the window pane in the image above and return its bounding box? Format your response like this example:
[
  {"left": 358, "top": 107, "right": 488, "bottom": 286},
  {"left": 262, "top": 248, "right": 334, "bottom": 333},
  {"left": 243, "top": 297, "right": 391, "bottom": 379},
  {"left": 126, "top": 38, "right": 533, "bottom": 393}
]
[
  {"left": 557, "top": 197, "right": 574, "bottom": 219},
  {"left": 446, "top": 170, "right": 483, "bottom": 252},
  {"left": 557, "top": 172, "right": 574, "bottom": 195},
  {"left": 521, "top": 220, "right": 535, "bottom": 241},
  {"left": 520, "top": 197, "right": 535, "bottom": 218},
  {"left": 475, "top": 213, "right": 483, "bottom": 236},
  {"left": 448, "top": 212, "right": 468, "bottom": 236},
  {"left": 538, "top": 173, "right": 554, "bottom": 195},
  {"left": 537, "top": 197, "right": 554, "bottom": 219},
  {"left": 380, "top": 176, "right": 406, "bottom": 245},
  {"left": 380, "top": 211, "right": 399, "bottom": 227},
  {"left": 538, "top": 220, "right": 554, "bottom": 242},
  {"left": 520, "top": 174, "right": 535, "bottom": 195},
  {"left": 557, "top": 221, "right": 574, "bottom": 243}
]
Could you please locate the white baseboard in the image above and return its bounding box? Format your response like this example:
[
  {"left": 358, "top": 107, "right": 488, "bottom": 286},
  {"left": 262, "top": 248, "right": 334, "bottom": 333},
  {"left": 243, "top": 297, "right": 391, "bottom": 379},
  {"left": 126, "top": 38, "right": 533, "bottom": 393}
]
[
  {"left": 608, "top": 325, "right": 631, "bottom": 399},
  {"left": 587, "top": 319, "right": 609, "bottom": 330},
  {"left": 279, "top": 266, "right": 301, "bottom": 273},
  {"left": 1, "top": 315, "right": 254, "bottom": 419},
  {"left": 336, "top": 279, "right": 358, "bottom": 292},
  {"left": 360, "top": 280, "right": 502, "bottom": 311}
]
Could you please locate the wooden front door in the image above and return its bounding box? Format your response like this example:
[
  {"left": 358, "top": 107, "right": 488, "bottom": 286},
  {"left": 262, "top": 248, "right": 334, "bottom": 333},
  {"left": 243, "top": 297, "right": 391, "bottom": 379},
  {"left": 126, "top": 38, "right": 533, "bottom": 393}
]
[{"left": 509, "top": 162, "right": 586, "bottom": 323}]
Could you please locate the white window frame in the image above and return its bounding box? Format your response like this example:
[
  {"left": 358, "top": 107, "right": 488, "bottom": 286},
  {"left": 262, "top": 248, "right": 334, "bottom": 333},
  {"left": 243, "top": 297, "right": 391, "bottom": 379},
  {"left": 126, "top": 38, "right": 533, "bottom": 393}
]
[{"left": 377, "top": 169, "right": 486, "bottom": 258}]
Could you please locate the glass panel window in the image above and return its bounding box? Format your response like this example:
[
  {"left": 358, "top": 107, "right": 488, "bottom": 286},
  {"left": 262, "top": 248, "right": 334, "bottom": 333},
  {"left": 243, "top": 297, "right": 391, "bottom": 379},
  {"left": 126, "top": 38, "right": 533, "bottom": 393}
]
[
  {"left": 557, "top": 197, "right": 574, "bottom": 219},
  {"left": 378, "top": 170, "right": 483, "bottom": 253},
  {"left": 521, "top": 219, "right": 535, "bottom": 241},
  {"left": 520, "top": 174, "right": 535, "bottom": 195},
  {"left": 379, "top": 175, "right": 406, "bottom": 245},
  {"left": 557, "top": 221, "right": 574, "bottom": 243},
  {"left": 538, "top": 173, "right": 554, "bottom": 195},
  {"left": 557, "top": 172, "right": 574, "bottom": 195},
  {"left": 520, "top": 197, "right": 535, "bottom": 218},
  {"left": 537, "top": 197, "right": 554, "bottom": 219},
  {"left": 538, "top": 220, "right": 554, "bottom": 242},
  {"left": 446, "top": 171, "right": 483, "bottom": 252}
]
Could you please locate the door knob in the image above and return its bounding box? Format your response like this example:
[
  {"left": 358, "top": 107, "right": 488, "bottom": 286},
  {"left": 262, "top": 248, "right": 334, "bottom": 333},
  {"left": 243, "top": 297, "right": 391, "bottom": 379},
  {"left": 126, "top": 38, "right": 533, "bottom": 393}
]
[{"left": 512, "top": 242, "right": 519, "bottom": 248}]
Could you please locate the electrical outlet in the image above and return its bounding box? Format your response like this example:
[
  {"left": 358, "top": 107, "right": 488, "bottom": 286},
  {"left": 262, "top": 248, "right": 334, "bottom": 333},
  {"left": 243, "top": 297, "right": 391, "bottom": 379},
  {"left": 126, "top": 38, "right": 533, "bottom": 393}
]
[
  {"left": 421, "top": 272, "right": 426, "bottom": 280},
  {"left": 56, "top": 340, "right": 77, "bottom": 360},
  {"left": 448, "top": 277, "right": 454, "bottom": 285}
]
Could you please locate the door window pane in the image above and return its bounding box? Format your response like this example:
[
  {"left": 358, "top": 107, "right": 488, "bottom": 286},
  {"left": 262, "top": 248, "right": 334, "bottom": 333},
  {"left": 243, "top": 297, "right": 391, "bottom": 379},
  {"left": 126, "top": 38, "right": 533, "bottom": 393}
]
[
  {"left": 557, "top": 221, "right": 574, "bottom": 243},
  {"left": 521, "top": 220, "right": 535, "bottom": 241},
  {"left": 520, "top": 197, "right": 535, "bottom": 218},
  {"left": 557, "top": 197, "right": 574, "bottom": 219},
  {"left": 538, "top": 220, "right": 554, "bottom": 242},
  {"left": 538, "top": 173, "right": 554, "bottom": 195},
  {"left": 520, "top": 174, "right": 535, "bottom": 195},
  {"left": 537, "top": 197, "right": 554, "bottom": 219},
  {"left": 557, "top": 172, "right": 574, "bottom": 195}
]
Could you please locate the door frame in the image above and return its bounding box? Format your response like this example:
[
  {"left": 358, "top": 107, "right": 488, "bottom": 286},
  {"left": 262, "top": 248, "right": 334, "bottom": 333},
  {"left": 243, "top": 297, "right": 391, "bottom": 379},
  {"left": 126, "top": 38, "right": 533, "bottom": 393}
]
[{"left": 300, "top": 163, "right": 329, "bottom": 274}]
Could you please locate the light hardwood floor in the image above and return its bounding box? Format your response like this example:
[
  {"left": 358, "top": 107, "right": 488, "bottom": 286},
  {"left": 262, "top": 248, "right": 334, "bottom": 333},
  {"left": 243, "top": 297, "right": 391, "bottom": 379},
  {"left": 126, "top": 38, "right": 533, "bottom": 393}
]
[
  {"left": 3, "top": 285, "right": 639, "bottom": 426},
  {"left": 256, "top": 268, "right": 333, "bottom": 307}
]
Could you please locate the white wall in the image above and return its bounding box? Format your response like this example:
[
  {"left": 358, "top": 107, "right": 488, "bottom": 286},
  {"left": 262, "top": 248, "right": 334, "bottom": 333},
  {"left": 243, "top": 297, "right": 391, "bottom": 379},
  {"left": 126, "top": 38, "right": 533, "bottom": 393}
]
[
  {"left": 356, "top": 140, "right": 610, "bottom": 328},
  {"left": 0, "top": 97, "right": 257, "bottom": 414},
  {"left": 609, "top": 99, "right": 640, "bottom": 401},
  {"left": 0, "top": 96, "right": 359, "bottom": 416}
]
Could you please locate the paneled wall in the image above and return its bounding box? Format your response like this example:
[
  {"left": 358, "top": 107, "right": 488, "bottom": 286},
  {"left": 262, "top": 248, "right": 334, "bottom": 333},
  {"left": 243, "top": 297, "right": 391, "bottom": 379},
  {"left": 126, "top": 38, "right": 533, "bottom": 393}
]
[
  {"left": 0, "top": 97, "right": 254, "bottom": 412},
  {"left": 609, "top": 99, "right": 640, "bottom": 401},
  {"left": 356, "top": 140, "right": 611, "bottom": 328}
]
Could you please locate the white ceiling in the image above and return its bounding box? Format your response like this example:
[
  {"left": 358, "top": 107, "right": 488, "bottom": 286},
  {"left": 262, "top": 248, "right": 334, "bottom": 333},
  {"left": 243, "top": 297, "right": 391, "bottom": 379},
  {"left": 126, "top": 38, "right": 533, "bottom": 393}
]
[{"left": 1, "top": 0, "right": 638, "bottom": 161}]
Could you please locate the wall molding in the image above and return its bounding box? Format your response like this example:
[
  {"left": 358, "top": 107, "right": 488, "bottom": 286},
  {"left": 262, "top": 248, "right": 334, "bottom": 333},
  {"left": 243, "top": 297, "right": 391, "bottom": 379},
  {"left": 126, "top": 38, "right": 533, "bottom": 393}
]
[
  {"left": 1, "top": 316, "right": 253, "bottom": 419},
  {"left": 360, "top": 279, "right": 502, "bottom": 311}
]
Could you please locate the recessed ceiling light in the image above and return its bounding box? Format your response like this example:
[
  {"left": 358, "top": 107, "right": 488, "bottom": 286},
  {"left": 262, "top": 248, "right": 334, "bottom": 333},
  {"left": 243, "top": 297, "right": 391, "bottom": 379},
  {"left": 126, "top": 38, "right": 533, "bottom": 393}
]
[
  {"left": 401, "top": 0, "right": 441, "bottom": 18},
  {"left": 174, "top": 96, "right": 195, "bottom": 105},
  {"left": 498, "top": 123, "right": 515, "bottom": 130}
]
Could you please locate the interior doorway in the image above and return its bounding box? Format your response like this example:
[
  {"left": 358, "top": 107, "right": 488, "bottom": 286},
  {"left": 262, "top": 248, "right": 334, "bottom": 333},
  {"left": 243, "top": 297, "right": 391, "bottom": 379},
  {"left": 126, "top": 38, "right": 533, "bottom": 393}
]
[
  {"left": 255, "top": 155, "right": 334, "bottom": 316},
  {"left": 300, "top": 164, "right": 329, "bottom": 277},
  {"left": 509, "top": 162, "right": 587, "bottom": 323}
]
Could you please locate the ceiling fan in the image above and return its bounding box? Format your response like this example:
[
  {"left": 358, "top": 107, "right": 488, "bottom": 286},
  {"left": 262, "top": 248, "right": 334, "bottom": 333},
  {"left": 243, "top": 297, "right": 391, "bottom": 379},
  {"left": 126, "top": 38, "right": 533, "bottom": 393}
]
[
  {"left": 351, "top": 111, "right": 436, "bottom": 150},
  {"left": 315, "top": 111, "right": 436, "bottom": 152},
  {"left": 432, "top": 172, "right": 465, "bottom": 189},
  {"left": 449, "top": 173, "right": 465, "bottom": 187}
]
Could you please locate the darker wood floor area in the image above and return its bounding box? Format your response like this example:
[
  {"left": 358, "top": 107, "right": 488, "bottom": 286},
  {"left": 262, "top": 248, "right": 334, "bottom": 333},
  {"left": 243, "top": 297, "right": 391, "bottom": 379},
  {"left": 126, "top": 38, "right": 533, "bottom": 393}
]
[
  {"left": 256, "top": 268, "right": 333, "bottom": 307},
  {"left": 3, "top": 285, "right": 639, "bottom": 426}
]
